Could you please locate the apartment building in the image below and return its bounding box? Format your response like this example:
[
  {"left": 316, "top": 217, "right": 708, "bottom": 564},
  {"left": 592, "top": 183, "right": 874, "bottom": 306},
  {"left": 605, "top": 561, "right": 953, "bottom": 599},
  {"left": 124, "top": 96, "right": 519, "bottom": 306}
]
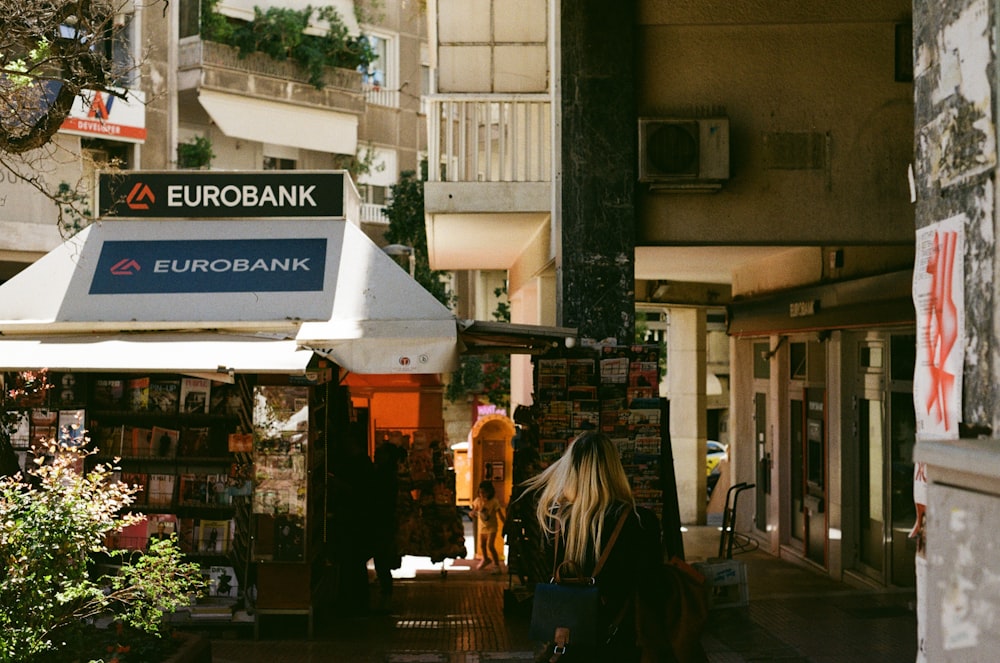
[{"left": 424, "top": 0, "right": 924, "bottom": 596}]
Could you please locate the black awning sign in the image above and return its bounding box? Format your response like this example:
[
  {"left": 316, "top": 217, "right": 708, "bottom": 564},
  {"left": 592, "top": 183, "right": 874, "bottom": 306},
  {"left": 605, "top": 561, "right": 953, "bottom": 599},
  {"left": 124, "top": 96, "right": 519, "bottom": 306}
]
[{"left": 98, "top": 171, "right": 345, "bottom": 218}]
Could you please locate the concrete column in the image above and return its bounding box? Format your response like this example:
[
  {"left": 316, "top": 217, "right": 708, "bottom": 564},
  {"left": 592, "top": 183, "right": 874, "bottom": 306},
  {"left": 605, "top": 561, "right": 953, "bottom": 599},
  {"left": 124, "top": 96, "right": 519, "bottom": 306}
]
[
  {"left": 667, "top": 307, "right": 707, "bottom": 524},
  {"left": 913, "top": 2, "right": 1000, "bottom": 659}
]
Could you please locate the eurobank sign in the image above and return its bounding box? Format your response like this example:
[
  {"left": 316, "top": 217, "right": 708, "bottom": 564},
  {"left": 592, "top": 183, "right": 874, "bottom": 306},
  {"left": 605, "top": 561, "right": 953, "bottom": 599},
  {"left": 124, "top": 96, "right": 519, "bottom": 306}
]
[
  {"left": 97, "top": 171, "right": 347, "bottom": 219},
  {"left": 89, "top": 238, "right": 327, "bottom": 294}
]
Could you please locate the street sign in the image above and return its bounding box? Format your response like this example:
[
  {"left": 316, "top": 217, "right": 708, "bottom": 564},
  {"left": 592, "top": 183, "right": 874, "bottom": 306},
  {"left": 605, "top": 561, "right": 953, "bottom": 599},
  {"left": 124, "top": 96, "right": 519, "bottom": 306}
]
[{"left": 97, "top": 170, "right": 346, "bottom": 219}]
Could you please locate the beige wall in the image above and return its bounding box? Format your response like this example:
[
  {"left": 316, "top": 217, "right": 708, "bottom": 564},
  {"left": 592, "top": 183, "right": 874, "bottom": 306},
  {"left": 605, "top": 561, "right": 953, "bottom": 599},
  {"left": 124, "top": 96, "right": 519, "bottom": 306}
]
[
  {"left": 636, "top": 0, "right": 914, "bottom": 247},
  {"left": 435, "top": 0, "right": 549, "bottom": 93}
]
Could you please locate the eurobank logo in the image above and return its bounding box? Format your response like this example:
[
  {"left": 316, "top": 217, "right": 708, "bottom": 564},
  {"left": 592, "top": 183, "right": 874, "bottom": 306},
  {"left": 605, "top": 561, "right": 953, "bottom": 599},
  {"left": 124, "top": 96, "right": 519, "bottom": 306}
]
[
  {"left": 89, "top": 238, "right": 327, "bottom": 294},
  {"left": 126, "top": 183, "right": 155, "bottom": 210},
  {"left": 98, "top": 171, "right": 345, "bottom": 219}
]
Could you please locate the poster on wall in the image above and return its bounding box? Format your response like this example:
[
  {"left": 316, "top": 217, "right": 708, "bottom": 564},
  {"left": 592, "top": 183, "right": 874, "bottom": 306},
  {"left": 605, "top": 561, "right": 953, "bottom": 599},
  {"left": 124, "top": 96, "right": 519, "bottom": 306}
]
[{"left": 912, "top": 214, "right": 965, "bottom": 440}]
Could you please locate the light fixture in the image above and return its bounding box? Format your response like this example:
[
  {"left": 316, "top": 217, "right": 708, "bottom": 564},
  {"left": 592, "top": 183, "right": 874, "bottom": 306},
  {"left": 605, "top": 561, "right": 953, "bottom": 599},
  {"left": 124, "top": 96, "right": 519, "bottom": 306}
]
[{"left": 382, "top": 243, "right": 416, "bottom": 278}]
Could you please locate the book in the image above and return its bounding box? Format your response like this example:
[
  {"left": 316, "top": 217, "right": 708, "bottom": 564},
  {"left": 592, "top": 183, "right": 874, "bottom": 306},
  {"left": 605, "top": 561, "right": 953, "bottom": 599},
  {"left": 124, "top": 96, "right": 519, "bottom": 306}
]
[
  {"left": 207, "top": 565, "right": 239, "bottom": 598},
  {"left": 131, "top": 427, "right": 154, "bottom": 457},
  {"left": 120, "top": 472, "right": 149, "bottom": 506},
  {"left": 148, "top": 379, "right": 180, "bottom": 413},
  {"left": 151, "top": 426, "right": 180, "bottom": 459},
  {"left": 146, "top": 513, "right": 178, "bottom": 549},
  {"left": 178, "top": 473, "right": 208, "bottom": 505},
  {"left": 198, "top": 519, "right": 231, "bottom": 554},
  {"left": 128, "top": 377, "right": 150, "bottom": 411},
  {"left": 180, "top": 378, "right": 211, "bottom": 414},
  {"left": 209, "top": 381, "right": 242, "bottom": 416},
  {"left": 92, "top": 379, "right": 125, "bottom": 408},
  {"left": 147, "top": 474, "right": 176, "bottom": 507},
  {"left": 179, "top": 426, "right": 212, "bottom": 456}
]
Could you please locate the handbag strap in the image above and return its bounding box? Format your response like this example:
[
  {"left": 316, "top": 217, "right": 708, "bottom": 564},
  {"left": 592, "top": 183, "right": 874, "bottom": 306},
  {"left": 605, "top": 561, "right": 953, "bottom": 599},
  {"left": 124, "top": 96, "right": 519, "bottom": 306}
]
[{"left": 551, "top": 505, "right": 631, "bottom": 579}]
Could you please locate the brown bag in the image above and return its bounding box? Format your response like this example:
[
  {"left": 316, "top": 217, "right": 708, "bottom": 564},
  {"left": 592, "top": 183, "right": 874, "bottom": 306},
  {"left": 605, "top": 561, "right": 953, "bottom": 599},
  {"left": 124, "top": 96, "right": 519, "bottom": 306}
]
[{"left": 636, "top": 557, "right": 709, "bottom": 663}]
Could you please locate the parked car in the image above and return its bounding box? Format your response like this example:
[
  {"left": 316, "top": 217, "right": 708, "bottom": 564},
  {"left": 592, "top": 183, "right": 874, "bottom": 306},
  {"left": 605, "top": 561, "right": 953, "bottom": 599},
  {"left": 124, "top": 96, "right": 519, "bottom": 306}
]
[
  {"left": 707, "top": 440, "right": 728, "bottom": 476},
  {"left": 707, "top": 440, "right": 728, "bottom": 498}
]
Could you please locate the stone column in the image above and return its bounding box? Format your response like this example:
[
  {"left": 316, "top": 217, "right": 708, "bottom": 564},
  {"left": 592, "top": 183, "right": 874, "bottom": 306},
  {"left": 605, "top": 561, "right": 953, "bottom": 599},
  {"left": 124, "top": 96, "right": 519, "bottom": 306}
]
[
  {"left": 667, "top": 307, "right": 707, "bottom": 524},
  {"left": 558, "top": 0, "right": 637, "bottom": 342}
]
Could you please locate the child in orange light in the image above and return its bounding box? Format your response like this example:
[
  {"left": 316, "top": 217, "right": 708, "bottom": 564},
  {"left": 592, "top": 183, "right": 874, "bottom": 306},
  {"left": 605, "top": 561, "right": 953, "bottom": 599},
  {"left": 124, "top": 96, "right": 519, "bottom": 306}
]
[{"left": 471, "top": 480, "right": 505, "bottom": 572}]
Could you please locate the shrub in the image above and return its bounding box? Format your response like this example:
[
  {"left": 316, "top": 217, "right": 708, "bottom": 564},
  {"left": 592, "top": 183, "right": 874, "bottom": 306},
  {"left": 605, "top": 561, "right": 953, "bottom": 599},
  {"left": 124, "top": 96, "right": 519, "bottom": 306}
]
[{"left": 0, "top": 443, "right": 205, "bottom": 663}]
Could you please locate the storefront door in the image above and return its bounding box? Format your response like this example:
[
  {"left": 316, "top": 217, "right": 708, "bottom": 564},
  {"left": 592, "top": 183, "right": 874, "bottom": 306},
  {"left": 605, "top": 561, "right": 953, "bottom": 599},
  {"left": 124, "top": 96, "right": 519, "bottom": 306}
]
[{"left": 853, "top": 333, "right": 917, "bottom": 587}]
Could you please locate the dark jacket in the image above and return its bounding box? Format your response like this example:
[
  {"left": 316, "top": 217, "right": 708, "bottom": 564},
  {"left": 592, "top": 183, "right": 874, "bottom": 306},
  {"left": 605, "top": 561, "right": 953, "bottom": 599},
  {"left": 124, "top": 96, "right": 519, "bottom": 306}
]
[{"left": 538, "top": 501, "right": 663, "bottom": 662}]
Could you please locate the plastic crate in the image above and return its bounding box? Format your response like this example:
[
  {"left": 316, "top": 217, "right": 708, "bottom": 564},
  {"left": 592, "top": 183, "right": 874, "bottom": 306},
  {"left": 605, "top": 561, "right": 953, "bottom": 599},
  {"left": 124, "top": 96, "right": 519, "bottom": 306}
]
[{"left": 693, "top": 559, "right": 749, "bottom": 608}]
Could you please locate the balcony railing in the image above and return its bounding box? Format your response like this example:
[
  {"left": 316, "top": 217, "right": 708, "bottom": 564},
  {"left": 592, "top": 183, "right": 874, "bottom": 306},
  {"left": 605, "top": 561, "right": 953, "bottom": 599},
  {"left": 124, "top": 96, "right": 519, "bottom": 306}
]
[
  {"left": 426, "top": 94, "right": 551, "bottom": 183},
  {"left": 177, "top": 39, "right": 365, "bottom": 114},
  {"left": 360, "top": 202, "right": 388, "bottom": 224}
]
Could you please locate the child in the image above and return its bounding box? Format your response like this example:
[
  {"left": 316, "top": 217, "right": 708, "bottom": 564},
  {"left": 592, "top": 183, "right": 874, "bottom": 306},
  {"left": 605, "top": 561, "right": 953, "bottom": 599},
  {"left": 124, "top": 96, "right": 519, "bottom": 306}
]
[{"left": 471, "top": 479, "right": 505, "bottom": 572}]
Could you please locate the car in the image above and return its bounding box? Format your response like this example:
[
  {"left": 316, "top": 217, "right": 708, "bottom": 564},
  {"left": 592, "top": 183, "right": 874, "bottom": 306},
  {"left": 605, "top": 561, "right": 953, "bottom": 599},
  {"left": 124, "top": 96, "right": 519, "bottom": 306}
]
[
  {"left": 706, "top": 440, "right": 728, "bottom": 499},
  {"left": 706, "top": 440, "right": 728, "bottom": 476}
]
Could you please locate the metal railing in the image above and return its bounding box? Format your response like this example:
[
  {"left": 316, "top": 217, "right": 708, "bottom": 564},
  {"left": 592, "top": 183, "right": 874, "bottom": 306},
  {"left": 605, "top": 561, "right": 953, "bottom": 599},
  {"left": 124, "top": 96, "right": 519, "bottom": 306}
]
[{"left": 426, "top": 94, "right": 551, "bottom": 183}]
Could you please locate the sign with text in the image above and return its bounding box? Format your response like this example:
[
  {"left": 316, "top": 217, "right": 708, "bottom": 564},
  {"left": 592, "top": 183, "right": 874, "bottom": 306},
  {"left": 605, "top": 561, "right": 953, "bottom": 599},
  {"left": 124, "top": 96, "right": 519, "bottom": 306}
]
[
  {"left": 97, "top": 171, "right": 345, "bottom": 219},
  {"left": 89, "top": 238, "right": 327, "bottom": 294},
  {"left": 60, "top": 89, "right": 147, "bottom": 143}
]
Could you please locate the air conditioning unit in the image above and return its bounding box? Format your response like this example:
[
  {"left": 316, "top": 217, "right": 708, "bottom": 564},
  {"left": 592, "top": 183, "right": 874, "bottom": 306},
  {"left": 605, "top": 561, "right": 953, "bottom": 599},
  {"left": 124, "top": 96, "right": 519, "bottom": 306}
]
[{"left": 638, "top": 117, "right": 730, "bottom": 191}]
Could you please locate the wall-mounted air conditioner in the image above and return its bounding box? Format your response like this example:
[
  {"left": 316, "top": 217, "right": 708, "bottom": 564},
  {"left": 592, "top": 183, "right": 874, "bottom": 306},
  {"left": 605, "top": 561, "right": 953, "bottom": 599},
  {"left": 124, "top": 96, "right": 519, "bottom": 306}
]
[{"left": 638, "top": 117, "right": 730, "bottom": 191}]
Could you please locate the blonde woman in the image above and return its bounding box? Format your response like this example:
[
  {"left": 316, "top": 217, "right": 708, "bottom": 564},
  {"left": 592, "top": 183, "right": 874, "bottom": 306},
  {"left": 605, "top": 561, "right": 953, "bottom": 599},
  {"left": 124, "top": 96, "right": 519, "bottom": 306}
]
[{"left": 521, "top": 431, "right": 665, "bottom": 662}]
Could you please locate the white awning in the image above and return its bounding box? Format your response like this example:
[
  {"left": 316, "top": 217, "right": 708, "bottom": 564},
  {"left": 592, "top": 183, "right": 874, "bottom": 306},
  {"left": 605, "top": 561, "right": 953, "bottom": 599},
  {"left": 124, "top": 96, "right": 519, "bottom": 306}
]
[
  {"left": 0, "top": 218, "right": 459, "bottom": 374},
  {"left": 0, "top": 333, "right": 313, "bottom": 377},
  {"left": 198, "top": 89, "right": 358, "bottom": 155}
]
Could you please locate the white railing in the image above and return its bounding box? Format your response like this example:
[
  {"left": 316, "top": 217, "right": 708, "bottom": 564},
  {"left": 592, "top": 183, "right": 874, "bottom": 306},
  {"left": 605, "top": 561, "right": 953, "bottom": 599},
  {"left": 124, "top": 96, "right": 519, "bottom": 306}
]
[
  {"left": 360, "top": 202, "right": 388, "bottom": 224},
  {"left": 426, "top": 94, "right": 551, "bottom": 183},
  {"left": 363, "top": 83, "right": 399, "bottom": 108}
]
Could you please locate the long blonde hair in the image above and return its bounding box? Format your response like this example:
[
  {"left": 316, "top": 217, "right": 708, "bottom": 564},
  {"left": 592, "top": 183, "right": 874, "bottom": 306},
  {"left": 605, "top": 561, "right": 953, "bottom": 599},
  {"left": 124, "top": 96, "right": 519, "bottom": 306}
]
[{"left": 520, "top": 431, "right": 635, "bottom": 567}]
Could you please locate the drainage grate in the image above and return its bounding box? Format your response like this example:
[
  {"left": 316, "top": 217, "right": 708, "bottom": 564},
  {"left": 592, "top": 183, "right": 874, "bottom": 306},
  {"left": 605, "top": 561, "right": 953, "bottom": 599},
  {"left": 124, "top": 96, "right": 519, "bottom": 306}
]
[{"left": 396, "top": 617, "right": 477, "bottom": 629}]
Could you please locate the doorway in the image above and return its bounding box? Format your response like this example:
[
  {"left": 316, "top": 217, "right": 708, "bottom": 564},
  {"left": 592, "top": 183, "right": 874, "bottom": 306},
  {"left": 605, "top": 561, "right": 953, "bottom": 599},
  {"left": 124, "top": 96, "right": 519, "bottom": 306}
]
[
  {"left": 853, "top": 333, "right": 917, "bottom": 587},
  {"left": 788, "top": 340, "right": 826, "bottom": 566}
]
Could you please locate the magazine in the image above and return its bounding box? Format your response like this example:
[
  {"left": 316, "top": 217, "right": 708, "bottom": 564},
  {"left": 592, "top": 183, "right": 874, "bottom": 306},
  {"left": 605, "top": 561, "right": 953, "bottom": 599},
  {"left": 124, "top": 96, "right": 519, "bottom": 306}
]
[
  {"left": 180, "top": 378, "right": 211, "bottom": 414},
  {"left": 128, "top": 377, "right": 150, "bottom": 411},
  {"left": 151, "top": 426, "right": 180, "bottom": 459},
  {"left": 148, "top": 379, "right": 180, "bottom": 413}
]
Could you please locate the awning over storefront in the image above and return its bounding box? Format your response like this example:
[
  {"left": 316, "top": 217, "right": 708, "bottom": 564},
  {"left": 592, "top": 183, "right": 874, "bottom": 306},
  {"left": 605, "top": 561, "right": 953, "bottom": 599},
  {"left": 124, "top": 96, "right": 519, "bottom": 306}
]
[
  {"left": 198, "top": 89, "right": 358, "bottom": 155},
  {"left": 0, "top": 333, "right": 313, "bottom": 376},
  {"left": 727, "top": 269, "right": 915, "bottom": 337},
  {"left": 0, "top": 218, "right": 460, "bottom": 374}
]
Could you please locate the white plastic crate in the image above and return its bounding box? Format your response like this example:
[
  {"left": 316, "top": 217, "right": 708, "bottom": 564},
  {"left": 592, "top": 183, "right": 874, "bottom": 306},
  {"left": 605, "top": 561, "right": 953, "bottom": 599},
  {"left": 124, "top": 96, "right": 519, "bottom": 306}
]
[{"left": 693, "top": 559, "right": 749, "bottom": 608}]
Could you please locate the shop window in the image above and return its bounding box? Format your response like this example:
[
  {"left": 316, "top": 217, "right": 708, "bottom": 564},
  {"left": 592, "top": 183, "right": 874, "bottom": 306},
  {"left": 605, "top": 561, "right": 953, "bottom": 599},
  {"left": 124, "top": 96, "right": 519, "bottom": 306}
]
[
  {"left": 889, "top": 334, "right": 916, "bottom": 383},
  {"left": 790, "top": 342, "right": 807, "bottom": 380},
  {"left": 753, "top": 342, "right": 770, "bottom": 380}
]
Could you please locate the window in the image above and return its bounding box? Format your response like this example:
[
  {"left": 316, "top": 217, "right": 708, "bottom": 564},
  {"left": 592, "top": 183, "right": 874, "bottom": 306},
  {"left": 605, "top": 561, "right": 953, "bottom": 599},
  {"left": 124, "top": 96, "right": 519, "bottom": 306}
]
[
  {"left": 263, "top": 157, "right": 296, "bottom": 171},
  {"left": 359, "top": 32, "right": 398, "bottom": 107}
]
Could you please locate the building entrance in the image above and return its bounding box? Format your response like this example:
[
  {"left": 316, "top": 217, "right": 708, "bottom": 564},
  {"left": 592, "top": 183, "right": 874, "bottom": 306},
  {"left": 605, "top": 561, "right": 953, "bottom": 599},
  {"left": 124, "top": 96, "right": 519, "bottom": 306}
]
[{"left": 852, "top": 332, "right": 917, "bottom": 587}]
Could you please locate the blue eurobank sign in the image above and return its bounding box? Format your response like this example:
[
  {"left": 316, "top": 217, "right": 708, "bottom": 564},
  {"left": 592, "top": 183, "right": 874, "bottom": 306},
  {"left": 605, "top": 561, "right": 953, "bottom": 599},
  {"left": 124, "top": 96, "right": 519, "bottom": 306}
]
[
  {"left": 89, "top": 238, "right": 327, "bottom": 294},
  {"left": 97, "top": 171, "right": 345, "bottom": 218}
]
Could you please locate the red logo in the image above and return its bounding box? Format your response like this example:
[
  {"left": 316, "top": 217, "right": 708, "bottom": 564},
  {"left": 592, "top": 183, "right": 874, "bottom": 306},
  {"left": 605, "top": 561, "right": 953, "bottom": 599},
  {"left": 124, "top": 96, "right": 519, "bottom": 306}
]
[
  {"left": 397, "top": 356, "right": 411, "bottom": 367},
  {"left": 110, "top": 259, "right": 141, "bottom": 276},
  {"left": 126, "top": 182, "right": 155, "bottom": 210},
  {"left": 87, "top": 92, "right": 114, "bottom": 119}
]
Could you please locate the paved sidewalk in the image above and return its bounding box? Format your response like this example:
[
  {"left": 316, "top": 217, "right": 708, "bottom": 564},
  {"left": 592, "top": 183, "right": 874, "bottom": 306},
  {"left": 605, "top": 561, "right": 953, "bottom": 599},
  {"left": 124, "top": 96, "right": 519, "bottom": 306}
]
[{"left": 207, "top": 527, "right": 918, "bottom": 662}]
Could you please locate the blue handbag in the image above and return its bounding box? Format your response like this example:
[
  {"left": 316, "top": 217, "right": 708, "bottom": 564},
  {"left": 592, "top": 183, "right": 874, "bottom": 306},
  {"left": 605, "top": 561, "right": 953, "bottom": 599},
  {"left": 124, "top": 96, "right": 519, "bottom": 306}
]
[{"left": 528, "top": 509, "right": 630, "bottom": 654}]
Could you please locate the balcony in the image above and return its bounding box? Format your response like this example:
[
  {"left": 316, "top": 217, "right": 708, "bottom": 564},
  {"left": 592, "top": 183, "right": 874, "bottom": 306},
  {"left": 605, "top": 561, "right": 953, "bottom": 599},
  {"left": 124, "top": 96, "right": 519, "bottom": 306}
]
[
  {"left": 424, "top": 94, "right": 553, "bottom": 271},
  {"left": 360, "top": 202, "right": 388, "bottom": 225},
  {"left": 177, "top": 39, "right": 364, "bottom": 154},
  {"left": 427, "top": 94, "right": 551, "bottom": 184}
]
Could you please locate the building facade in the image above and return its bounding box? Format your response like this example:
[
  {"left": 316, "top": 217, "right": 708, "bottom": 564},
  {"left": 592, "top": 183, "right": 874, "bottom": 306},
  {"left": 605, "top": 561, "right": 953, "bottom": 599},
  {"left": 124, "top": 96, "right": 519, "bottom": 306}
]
[{"left": 424, "top": 0, "right": 921, "bottom": 595}]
